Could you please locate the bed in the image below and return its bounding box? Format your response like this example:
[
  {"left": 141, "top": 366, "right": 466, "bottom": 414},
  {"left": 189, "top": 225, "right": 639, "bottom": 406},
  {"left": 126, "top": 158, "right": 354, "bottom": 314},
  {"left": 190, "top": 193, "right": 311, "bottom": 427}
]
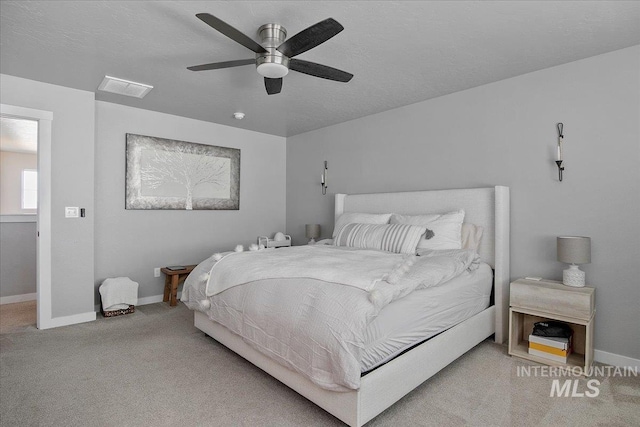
[{"left": 185, "top": 186, "right": 510, "bottom": 426}]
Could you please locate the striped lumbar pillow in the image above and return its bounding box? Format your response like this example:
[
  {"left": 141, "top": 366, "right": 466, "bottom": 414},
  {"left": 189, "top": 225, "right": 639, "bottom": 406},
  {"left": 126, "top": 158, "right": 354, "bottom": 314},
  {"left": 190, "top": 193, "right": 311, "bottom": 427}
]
[{"left": 335, "top": 223, "right": 427, "bottom": 254}]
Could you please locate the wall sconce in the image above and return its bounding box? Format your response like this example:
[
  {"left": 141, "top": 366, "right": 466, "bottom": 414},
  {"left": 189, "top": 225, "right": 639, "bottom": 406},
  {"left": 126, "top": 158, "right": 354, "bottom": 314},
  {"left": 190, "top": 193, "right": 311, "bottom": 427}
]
[
  {"left": 555, "top": 123, "right": 564, "bottom": 181},
  {"left": 321, "top": 161, "right": 328, "bottom": 195}
]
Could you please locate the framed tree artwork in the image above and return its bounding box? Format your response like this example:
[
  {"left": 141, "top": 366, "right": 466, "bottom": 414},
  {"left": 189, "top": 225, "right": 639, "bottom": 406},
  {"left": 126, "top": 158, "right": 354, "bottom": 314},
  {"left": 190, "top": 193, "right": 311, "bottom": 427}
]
[{"left": 125, "top": 134, "right": 240, "bottom": 210}]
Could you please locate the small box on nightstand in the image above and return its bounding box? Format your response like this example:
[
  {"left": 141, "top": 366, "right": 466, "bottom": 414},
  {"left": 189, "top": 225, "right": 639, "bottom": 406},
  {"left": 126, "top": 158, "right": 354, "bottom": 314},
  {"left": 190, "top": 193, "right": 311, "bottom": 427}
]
[{"left": 508, "top": 278, "right": 595, "bottom": 372}]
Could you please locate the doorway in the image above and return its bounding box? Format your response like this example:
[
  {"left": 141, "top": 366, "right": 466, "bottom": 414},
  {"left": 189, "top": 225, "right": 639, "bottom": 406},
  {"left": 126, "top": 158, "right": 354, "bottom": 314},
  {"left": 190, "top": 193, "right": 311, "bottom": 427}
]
[
  {"left": 0, "top": 116, "right": 38, "bottom": 328},
  {"left": 0, "top": 104, "right": 52, "bottom": 329}
]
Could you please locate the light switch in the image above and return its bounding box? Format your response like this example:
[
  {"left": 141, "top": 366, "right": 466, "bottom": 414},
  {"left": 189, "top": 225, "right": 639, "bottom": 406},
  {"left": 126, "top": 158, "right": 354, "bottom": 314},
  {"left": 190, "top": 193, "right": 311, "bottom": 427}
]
[{"left": 65, "top": 207, "right": 79, "bottom": 218}]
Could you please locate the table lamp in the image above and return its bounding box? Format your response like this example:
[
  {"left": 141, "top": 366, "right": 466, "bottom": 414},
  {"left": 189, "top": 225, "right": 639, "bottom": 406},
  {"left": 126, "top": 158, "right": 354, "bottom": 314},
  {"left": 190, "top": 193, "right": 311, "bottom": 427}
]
[
  {"left": 305, "top": 224, "right": 321, "bottom": 244},
  {"left": 557, "top": 236, "right": 591, "bottom": 287}
]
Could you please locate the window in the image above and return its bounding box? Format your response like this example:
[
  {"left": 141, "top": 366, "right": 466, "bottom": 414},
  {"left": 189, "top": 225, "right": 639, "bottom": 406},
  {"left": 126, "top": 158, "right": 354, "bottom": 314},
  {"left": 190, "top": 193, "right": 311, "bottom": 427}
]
[{"left": 22, "top": 169, "right": 37, "bottom": 210}]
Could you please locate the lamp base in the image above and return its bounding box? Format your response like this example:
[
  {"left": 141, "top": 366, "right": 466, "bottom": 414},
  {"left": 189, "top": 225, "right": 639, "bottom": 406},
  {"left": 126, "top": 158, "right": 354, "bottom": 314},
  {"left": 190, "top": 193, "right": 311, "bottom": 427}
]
[{"left": 563, "top": 264, "right": 585, "bottom": 287}]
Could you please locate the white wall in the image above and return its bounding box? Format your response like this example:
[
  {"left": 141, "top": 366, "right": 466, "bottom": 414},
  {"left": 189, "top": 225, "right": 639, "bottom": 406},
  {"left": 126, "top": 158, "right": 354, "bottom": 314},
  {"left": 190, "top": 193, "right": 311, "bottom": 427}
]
[
  {"left": 286, "top": 46, "right": 640, "bottom": 360},
  {"left": 0, "top": 151, "right": 37, "bottom": 214},
  {"left": 94, "top": 101, "right": 286, "bottom": 301},
  {"left": 1, "top": 74, "right": 95, "bottom": 318}
]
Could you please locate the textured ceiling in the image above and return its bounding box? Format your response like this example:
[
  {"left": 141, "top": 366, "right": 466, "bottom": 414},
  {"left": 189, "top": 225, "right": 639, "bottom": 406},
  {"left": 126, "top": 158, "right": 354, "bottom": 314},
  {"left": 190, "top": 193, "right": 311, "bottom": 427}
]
[
  {"left": 1, "top": 1, "right": 639, "bottom": 137},
  {"left": 0, "top": 116, "right": 38, "bottom": 154}
]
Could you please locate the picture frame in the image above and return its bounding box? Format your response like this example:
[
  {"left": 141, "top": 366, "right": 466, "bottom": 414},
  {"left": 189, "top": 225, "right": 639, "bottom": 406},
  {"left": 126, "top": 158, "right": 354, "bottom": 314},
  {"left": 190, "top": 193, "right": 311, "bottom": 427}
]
[{"left": 125, "top": 133, "right": 240, "bottom": 210}]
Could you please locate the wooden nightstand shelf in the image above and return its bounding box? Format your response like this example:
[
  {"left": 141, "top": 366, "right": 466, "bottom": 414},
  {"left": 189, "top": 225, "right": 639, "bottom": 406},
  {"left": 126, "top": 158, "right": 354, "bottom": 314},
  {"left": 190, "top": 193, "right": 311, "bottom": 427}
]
[
  {"left": 162, "top": 265, "right": 196, "bottom": 307},
  {"left": 508, "top": 278, "right": 595, "bottom": 372}
]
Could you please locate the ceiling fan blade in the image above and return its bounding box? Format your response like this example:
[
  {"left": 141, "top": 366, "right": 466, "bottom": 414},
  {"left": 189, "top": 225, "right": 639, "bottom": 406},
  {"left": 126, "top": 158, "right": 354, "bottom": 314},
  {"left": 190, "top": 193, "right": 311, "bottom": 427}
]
[
  {"left": 264, "top": 77, "right": 283, "bottom": 95},
  {"left": 187, "top": 59, "right": 255, "bottom": 71},
  {"left": 277, "top": 18, "right": 344, "bottom": 58},
  {"left": 289, "top": 59, "right": 353, "bottom": 82},
  {"left": 196, "top": 13, "right": 267, "bottom": 54}
]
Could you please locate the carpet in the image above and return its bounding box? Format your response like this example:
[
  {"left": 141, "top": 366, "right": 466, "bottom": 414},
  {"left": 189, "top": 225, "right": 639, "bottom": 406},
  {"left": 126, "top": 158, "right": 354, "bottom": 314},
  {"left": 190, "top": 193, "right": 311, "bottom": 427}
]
[
  {"left": 0, "top": 300, "right": 36, "bottom": 334},
  {"left": 1, "top": 302, "right": 638, "bottom": 426}
]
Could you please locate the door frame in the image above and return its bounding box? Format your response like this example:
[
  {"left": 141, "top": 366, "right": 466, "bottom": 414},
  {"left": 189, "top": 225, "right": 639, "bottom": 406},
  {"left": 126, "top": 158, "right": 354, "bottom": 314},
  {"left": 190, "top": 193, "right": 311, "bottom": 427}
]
[{"left": 1, "top": 103, "right": 53, "bottom": 329}]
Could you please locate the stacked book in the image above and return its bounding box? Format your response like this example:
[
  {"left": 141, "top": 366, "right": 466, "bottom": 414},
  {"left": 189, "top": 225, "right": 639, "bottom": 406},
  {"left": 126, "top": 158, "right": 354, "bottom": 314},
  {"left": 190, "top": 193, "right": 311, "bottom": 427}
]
[{"left": 528, "top": 321, "right": 573, "bottom": 363}]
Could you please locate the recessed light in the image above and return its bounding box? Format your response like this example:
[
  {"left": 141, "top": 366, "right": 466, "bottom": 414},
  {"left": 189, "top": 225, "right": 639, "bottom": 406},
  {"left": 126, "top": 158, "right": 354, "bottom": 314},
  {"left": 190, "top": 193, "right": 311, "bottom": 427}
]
[
  {"left": 97, "top": 75, "right": 153, "bottom": 98},
  {"left": 233, "top": 112, "right": 245, "bottom": 120}
]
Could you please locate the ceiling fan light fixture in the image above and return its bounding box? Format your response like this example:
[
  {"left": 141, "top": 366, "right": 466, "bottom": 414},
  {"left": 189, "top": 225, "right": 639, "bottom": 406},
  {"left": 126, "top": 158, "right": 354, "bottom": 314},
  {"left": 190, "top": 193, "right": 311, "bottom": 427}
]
[
  {"left": 256, "top": 62, "right": 289, "bottom": 79},
  {"left": 188, "top": 14, "right": 352, "bottom": 95}
]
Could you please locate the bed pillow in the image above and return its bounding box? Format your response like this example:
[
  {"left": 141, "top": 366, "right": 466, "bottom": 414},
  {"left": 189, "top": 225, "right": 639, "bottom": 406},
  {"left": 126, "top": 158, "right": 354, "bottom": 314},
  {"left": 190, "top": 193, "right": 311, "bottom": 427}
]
[
  {"left": 390, "top": 210, "right": 465, "bottom": 250},
  {"left": 461, "top": 223, "right": 484, "bottom": 251},
  {"left": 335, "top": 223, "right": 427, "bottom": 254},
  {"left": 332, "top": 212, "right": 392, "bottom": 238}
]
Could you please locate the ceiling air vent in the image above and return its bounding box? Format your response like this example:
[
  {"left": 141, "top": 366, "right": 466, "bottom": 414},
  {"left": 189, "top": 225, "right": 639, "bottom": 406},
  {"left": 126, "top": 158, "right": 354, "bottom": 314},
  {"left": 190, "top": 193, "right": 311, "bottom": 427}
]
[{"left": 98, "top": 75, "right": 153, "bottom": 98}]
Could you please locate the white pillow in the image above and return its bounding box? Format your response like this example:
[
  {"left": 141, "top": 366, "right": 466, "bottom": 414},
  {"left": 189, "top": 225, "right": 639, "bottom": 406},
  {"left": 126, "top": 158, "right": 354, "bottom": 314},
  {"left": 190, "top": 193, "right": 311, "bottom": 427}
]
[
  {"left": 461, "top": 223, "right": 484, "bottom": 251},
  {"left": 334, "top": 223, "right": 427, "bottom": 254},
  {"left": 332, "top": 212, "right": 392, "bottom": 238},
  {"left": 390, "top": 210, "right": 465, "bottom": 250}
]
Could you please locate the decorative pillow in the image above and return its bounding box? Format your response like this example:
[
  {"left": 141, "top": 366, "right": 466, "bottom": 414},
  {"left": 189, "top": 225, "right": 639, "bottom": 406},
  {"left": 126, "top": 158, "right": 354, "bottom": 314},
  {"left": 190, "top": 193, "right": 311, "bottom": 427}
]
[
  {"left": 461, "top": 223, "right": 484, "bottom": 251},
  {"left": 335, "top": 223, "right": 427, "bottom": 254},
  {"left": 332, "top": 212, "right": 392, "bottom": 238},
  {"left": 390, "top": 210, "right": 465, "bottom": 250}
]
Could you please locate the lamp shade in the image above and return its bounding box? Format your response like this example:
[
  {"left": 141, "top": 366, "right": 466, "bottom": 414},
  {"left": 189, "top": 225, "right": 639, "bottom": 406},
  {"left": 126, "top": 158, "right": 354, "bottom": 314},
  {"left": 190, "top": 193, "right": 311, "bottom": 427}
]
[
  {"left": 557, "top": 236, "right": 591, "bottom": 265},
  {"left": 305, "top": 224, "right": 321, "bottom": 240}
]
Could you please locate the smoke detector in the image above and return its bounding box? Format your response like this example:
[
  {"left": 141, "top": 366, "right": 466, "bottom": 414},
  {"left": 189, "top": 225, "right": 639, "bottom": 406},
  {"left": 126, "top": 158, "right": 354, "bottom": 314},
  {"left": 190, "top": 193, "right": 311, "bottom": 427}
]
[
  {"left": 98, "top": 75, "right": 153, "bottom": 98},
  {"left": 233, "top": 112, "right": 245, "bottom": 120}
]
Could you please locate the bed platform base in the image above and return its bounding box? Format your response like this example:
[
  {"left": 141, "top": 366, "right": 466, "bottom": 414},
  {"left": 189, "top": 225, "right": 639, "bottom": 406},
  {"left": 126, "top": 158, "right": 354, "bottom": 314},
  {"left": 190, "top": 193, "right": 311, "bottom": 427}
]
[{"left": 195, "top": 306, "right": 495, "bottom": 427}]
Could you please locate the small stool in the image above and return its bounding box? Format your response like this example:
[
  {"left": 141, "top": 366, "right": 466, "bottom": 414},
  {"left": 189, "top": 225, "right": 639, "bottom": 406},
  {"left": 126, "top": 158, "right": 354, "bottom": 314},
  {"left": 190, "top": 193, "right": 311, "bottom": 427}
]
[{"left": 161, "top": 265, "right": 196, "bottom": 306}]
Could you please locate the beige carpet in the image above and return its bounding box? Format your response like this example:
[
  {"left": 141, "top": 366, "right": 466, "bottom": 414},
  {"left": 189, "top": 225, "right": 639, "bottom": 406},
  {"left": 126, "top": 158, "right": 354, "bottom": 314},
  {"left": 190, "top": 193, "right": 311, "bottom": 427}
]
[
  {"left": 0, "top": 302, "right": 638, "bottom": 426},
  {"left": 0, "top": 300, "right": 36, "bottom": 333}
]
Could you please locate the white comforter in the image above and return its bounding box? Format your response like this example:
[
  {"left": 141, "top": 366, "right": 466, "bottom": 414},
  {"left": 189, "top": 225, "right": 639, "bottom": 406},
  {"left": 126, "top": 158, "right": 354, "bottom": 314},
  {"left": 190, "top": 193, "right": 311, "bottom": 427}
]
[
  {"left": 207, "top": 246, "right": 419, "bottom": 307},
  {"left": 182, "top": 246, "right": 479, "bottom": 391}
]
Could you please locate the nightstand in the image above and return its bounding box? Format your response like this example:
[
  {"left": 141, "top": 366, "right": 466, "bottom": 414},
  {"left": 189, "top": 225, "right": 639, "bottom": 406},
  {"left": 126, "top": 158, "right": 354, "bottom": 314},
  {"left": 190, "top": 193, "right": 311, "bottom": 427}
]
[
  {"left": 508, "top": 278, "right": 595, "bottom": 371},
  {"left": 162, "top": 265, "right": 196, "bottom": 307}
]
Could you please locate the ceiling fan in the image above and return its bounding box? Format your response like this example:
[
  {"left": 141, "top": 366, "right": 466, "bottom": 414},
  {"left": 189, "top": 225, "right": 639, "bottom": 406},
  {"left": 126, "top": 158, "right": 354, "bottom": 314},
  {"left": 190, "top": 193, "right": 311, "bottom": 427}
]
[{"left": 187, "top": 13, "right": 354, "bottom": 95}]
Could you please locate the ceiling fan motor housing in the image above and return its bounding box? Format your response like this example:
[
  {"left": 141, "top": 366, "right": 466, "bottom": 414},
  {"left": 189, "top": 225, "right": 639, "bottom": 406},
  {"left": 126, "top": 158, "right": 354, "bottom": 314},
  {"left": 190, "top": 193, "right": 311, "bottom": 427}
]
[{"left": 256, "top": 23, "right": 290, "bottom": 78}]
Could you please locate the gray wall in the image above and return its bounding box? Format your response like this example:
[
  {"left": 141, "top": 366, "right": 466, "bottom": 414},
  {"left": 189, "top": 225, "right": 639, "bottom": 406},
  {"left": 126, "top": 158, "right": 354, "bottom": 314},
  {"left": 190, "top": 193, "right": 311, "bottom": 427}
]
[
  {"left": 0, "top": 222, "right": 36, "bottom": 297},
  {"left": 1, "top": 74, "right": 95, "bottom": 318},
  {"left": 286, "top": 46, "right": 640, "bottom": 360},
  {"left": 94, "top": 101, "right": 286, "bottom": 302}
]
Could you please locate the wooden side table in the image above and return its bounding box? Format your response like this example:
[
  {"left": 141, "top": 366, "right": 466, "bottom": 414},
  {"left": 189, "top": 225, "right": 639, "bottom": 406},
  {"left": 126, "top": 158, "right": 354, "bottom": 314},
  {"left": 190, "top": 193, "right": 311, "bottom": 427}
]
[
  {"left": 508, "top": 278, "right": 595, "bottom": 372},
  {"left": 161, "top": 265, "right": 196, "bottom": 306}
]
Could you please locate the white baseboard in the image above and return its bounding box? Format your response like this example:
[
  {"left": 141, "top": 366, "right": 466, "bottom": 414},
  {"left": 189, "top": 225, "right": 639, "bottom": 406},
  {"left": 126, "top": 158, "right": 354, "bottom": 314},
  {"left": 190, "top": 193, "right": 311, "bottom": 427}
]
[
  {"left": 594, "top": 349, "right": 640, "bottom": 369},
  {"left": 93, "top": 292, "right": 182, "bottom": 312},
  {"left": 39, "top": 311, "right": 96, "bottom": 330},
  {"left": 137, "top": 292, "right": 181, "bottom": 306},
  {"left": 0, "top": 293, "right": 37, "bottom": 305}
]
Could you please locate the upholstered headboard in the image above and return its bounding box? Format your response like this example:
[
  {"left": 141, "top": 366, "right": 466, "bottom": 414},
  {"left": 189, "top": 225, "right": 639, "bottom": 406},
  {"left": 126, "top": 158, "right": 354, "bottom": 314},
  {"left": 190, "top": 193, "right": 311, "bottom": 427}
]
[{"left": 335, "top": 186, "right": 510, "bottom": 343}]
